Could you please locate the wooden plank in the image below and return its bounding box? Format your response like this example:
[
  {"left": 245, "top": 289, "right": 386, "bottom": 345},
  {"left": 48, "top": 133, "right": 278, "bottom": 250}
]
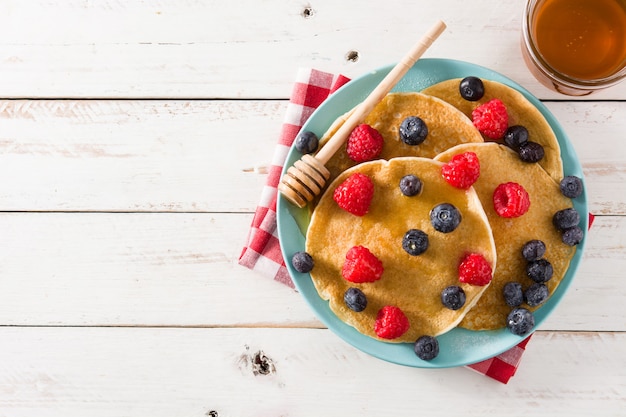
[
  {"left": 0, "top": 327, "right": 623, "bottom": 416},
  {"left": 0, "top": 0, "right": 624, "bottom": 99},
  {"left": 548, "top": 102, "right": 626, "bottom": 215},
  {"left": 0, "top": 100, "right": 284, "bottom": 213},
  {"left": 0, "top": 100, "right": 623, "bottom": 214},
  {"left": 0, "top": 212, "right": 315, "bottom": 327},
  {"left": 0, "top": 212, "right": 622, "bottom": 331}
]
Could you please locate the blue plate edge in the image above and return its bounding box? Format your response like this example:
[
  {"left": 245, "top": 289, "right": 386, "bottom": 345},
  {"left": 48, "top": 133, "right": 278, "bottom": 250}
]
[{"left": 276, "top": 58, "right": 589, "bottom": 369}]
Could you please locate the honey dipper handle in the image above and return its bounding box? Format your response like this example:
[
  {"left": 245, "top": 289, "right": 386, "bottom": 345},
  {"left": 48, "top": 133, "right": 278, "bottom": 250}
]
[{"left": 314, "top": 20, "right": 447, "bottom": 165}]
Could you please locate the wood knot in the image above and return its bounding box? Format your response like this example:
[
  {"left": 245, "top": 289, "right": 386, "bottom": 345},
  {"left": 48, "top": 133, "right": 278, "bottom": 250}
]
[
  {"left": 238, "top": 346, "right": 277, "bottom": 376},
  {"left": 302, "top": 6, "right": 315, "bottom": 18},
  {"left": 252, "top": 350, "right": 276, "bottom": 375},
  {"left": 345, "top": 50, "right": 360, "bottom": 63}
]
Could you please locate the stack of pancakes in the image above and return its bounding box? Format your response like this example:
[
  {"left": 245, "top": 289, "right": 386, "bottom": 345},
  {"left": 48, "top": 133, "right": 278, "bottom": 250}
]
[{"left": 304, "top": 78, "right": 578, "bottom": 343}]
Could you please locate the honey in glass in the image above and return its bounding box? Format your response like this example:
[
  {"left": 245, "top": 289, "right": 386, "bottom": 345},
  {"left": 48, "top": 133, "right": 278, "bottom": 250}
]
[{"left": 522, "top": 0, "right": 626, "bottom": 95}]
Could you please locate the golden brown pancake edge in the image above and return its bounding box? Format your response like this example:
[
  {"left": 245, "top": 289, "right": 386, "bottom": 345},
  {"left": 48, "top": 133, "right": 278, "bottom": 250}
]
[
  {"left": 305, "top": 157, "right": 497, "bottom": 342},
  {"left": 434, "top": 142, "right": 576, "bottom": 330},
  {"left": 317, "top": 92, "right": 485, "bottom": 191},
  {"left": 423, "top": 78, "right": 564, "bottom": 183}
]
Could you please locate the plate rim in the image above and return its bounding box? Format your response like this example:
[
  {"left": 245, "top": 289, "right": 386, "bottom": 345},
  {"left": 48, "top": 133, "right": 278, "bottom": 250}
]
[{"left": 276, "top": 58, "right": 588, "bottom": 368}]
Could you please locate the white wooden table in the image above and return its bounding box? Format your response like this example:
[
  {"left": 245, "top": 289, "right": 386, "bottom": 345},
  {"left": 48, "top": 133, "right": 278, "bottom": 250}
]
[{"left": 1, "top": 1, "right": 624, "bottom": 415}]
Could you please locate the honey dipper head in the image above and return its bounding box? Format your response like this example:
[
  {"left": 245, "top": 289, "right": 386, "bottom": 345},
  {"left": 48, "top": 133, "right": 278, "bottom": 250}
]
[{"left": 278, "top": 154, "right": 330, "bottom": 208}]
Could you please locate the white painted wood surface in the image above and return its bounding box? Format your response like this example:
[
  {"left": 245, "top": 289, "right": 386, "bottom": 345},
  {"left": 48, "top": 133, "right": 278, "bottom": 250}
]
[{"left": 0, "top": 1, "right": 624, "bottom": 416}]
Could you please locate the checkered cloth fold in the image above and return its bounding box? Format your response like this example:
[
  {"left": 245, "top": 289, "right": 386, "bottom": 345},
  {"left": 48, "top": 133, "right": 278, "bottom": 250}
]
[
  {"left": 239, "top": 67, "right": 587, "bottom": 384},
  {"left": 239, "top": 68, "right": 350, "bottom": 288}
]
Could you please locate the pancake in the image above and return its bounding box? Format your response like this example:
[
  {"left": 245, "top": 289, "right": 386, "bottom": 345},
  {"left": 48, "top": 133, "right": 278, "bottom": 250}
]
[
  {"left": 434, "top": 143, "right": 576, "bottom": 330},
  {"left": 317, "top": 92, "right": 484, "bottom": 188},
  {"left": 423, "top": 78, "right": 563, "bottom": 182},
  {"left": 305, "top": 157, "right": 496, "bottom": 343}
]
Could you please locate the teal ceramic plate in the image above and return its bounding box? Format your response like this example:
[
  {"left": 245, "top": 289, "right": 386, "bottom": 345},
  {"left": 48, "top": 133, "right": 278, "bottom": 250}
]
[{"left": 276, "top": 58, "right": 588, "bottom": 368}]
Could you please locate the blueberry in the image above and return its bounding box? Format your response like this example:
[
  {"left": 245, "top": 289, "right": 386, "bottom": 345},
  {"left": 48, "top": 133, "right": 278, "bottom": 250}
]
[
  {"left": 503, "top": 125, "right": 529, "bottom": 150},
  {"left": 553, "top": 208, "right": 580, "bottom": 230},
  {"left": 414, "top": 335, "right": 439, "bottom": 360},
  {"left": 526, "top": 259, "right": 553, "bottom": 283},
  {"left": 344, "top": 287, "right": 367, "bottom": 312},
  {"left": 430, "top": 203, "right": 462, "bottom": 233},
  {"left": 524, "top": 283, "right": 549, "bottom": 307},
  {"left": 522, "top": 239, "right": 546, "bottom": 261},
  {"left": 399, "top": 116, "right": 428, "bottom": 146},
  {"left": 506, "top": 307, "right": 535, "bottom": 336},
  {"left": 459, "top": 76, "right": 485, "bottom": 101},
  {"left": 402, "top": 229, "right": 429, "bottom": 256},
  {"left": 562, "top": 226, "right": 584, "bottom": 246},
  {"left": 560, "top": 176, "right": 583, "bottom": 198},
  {"left": 518, "top": 141, "right": 545, "bottom": 163},
  {"left": 503, "top": 282, "right": 524, "bottom": 307},
  {"left": 291, "top": 251, "right": 314, "bottom": 273},
  {"left": 399, "top": 174, "right": 423, "bottom": 196},
  {"left": 441, "top": 285, "right": 466, "bottom": 310},
  {"left": 294, "top": 130, "right": 319, "bottom": 154}
]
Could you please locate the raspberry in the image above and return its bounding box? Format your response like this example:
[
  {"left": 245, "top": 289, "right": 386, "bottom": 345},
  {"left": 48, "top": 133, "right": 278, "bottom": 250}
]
[
  {"left": 458, "top": 253, "right": 493, "bottom": 286},
  {"left": 441, "top": 151, "right": 480, "bottom": 189},
  {"left": 346, "top": 124, "right": 384, "bottom": 162},
  {"left": 342, "top": 245, "right": 384, "bottom": 283},
  {"left": 493, "top": 182, "right": 531, "bottom": 218},
  {"left": 471, "top": 98, "right": 509, "bottom": 139},
  {"left": 332, "top": 173, "right": 374, "bottom": 216},
  {"left": 374, "top": 305, "right": 410, "bottom": 339}
]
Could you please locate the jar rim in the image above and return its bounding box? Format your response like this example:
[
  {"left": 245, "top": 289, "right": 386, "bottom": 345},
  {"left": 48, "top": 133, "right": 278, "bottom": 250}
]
[{"left": 522, "top": 0, "right": 626, "bottom": 90}]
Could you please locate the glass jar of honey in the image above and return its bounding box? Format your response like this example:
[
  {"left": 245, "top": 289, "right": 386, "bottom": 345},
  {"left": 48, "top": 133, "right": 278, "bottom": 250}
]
[{"left": 522, "top": 0, "right": 626, "bottom": 95}]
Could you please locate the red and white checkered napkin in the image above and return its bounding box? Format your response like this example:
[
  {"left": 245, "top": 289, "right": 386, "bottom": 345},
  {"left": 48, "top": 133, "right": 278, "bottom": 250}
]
[
  {"left": 239, "top": 68, "right": 350, "bottom": 288},
  {"left": 239, "top": 67, "right": 548, "bottom": 383}
]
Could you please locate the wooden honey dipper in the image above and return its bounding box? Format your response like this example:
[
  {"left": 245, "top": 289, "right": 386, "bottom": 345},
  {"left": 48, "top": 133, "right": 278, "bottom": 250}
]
[{"left": 278, "top": 20, "right": 447, "bottom": 208}]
